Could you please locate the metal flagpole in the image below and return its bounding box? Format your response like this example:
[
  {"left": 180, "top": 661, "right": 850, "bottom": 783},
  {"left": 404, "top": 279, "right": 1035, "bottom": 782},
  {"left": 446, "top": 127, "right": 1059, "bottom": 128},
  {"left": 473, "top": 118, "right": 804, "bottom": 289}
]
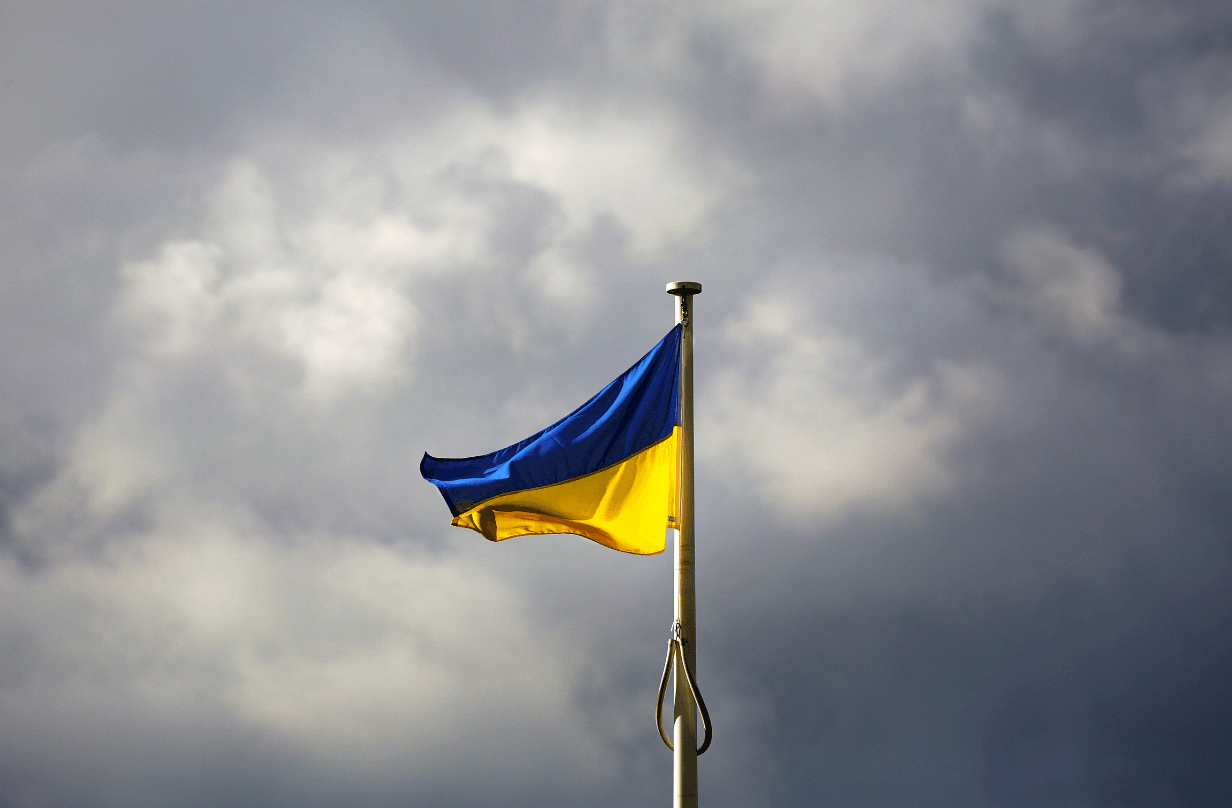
[{"left": 667, "top": 281, "right": 701, "bottom": 808}]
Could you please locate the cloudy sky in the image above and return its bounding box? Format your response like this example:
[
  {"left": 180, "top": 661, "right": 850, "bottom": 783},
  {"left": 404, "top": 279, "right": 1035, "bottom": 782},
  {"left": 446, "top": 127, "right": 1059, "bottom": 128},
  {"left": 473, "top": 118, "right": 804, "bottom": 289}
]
[{"left": 3, "top": 1, "right": 1232, "bottom": 806}]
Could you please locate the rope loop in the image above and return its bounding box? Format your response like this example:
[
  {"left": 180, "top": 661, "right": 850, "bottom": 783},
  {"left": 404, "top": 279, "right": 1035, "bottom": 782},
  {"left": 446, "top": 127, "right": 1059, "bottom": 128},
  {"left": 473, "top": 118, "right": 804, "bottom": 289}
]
[{"left": 655, "top": 621, "right": 712, "bottom": 755}]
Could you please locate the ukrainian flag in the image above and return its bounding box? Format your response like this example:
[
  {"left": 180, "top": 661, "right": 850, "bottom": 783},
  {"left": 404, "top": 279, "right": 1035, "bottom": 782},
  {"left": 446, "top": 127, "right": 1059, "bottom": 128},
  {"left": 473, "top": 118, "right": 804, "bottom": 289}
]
[{"left": 421, "top": 326, "right": 681, "bottom": 555}]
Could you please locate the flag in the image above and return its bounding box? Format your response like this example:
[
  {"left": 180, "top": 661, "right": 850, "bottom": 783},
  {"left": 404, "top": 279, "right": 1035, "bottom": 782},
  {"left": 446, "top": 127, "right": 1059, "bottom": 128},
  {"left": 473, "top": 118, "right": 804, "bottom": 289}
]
[{"left": 421, "top": 326, "right": 681, "bottom": 554}]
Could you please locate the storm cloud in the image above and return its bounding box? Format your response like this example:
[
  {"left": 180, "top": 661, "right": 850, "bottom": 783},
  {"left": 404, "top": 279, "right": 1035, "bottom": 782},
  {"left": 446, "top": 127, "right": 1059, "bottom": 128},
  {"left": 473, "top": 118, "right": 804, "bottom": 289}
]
[{"left": 2, "top": 1, "right": 1231, "bottom": 806}]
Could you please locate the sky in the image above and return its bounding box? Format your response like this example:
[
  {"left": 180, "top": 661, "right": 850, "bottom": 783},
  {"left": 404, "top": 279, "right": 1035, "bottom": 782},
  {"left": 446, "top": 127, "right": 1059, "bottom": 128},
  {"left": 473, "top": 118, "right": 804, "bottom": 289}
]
[{"left": 2, "top": 1, "right": 1231, "bottom": 806}]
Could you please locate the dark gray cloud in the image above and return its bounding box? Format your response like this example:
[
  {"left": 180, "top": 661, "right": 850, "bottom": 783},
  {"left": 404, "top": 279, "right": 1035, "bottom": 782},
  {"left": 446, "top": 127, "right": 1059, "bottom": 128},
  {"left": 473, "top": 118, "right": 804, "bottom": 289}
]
[{"left": 2, "top": 1, "right": 1231, "bottom": 806}]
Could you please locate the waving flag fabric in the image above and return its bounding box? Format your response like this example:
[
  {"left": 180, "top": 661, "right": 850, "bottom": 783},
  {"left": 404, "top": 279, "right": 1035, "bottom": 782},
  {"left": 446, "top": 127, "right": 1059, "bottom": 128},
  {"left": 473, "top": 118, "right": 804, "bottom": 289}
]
[{"left": 421, "top": 326, "right": 681, "bottom": 554}]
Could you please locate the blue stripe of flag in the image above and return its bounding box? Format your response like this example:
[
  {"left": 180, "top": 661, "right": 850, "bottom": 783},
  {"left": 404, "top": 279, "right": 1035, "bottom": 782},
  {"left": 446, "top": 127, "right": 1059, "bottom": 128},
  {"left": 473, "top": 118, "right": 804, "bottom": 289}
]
[{"left": 421, "top": 325, "right": 682, "bottom": 517}]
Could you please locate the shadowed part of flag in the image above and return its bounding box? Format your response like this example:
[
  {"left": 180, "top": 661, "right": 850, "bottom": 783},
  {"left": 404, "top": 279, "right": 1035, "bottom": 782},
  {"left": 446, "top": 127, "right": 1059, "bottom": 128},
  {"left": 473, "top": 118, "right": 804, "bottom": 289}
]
[{"left": 420, "top": 325, "right": 681, "bottom": 554}]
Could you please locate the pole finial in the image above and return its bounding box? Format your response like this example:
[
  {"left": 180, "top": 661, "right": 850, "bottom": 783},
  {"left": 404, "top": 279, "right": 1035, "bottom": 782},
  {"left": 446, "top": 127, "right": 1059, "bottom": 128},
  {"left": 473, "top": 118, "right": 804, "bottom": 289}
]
[{"left": 666, "top": 281, "right": 702, "bottom": 296}]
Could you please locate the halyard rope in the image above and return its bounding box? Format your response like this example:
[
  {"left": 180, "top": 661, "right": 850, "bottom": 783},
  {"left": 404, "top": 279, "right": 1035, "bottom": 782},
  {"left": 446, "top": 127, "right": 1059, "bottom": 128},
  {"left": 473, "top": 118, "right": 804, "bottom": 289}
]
[{"left": 655, "top": 620, "right": 712, "bottom": 754}]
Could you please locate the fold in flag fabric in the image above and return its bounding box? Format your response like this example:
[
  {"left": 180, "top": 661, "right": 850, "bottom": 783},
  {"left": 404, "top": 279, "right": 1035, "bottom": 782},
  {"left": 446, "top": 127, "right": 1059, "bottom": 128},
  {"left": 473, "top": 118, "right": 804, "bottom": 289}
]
[{"left": 421, "top": 326, "right": 681, "bottom": 555}]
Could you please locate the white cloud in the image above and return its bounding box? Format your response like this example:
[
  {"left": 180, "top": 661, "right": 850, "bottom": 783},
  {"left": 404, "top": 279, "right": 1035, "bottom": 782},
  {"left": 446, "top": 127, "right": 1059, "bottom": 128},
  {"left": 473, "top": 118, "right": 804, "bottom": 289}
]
[
  {"left": 704, "top": 288, "right": 994, "bottom": 526},
  {"left": 721, "top": 0, "right": 985, "bottom": 107},
  {"left": 671, "top": 0, "right": 1080, "bottom": 109},
  {"left": 0, "top": 522, "right": 606, "bottom": 787},
  {"left": 121, "top": 159, "right": 427, "bottom": 405},
  {"left": 997, "top": 227, "right": 1164, "bottom": 356},
  {"left": 117, "top": 99, "right": 732, "bottom": 379},
  {"left": 18, "top": 91, "right": 739, "bottom": 558},
  {"left": 494, "top": 105, "right": 733, "bottom": 253},
  {"left": 1001, "top": 229, "right": 1122, "bottom": 340}
]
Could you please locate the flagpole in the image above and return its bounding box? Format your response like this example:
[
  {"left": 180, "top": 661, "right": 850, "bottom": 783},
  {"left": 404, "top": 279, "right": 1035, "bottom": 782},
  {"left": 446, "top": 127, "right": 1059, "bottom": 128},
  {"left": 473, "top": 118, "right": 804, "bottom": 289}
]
[{"left": 667, "top": 281, "right": 701, "bottom": 808}]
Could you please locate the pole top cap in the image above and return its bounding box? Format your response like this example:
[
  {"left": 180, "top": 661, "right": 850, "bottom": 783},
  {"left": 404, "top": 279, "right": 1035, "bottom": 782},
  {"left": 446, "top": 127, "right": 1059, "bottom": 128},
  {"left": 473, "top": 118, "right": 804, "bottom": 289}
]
[{"left": 666, "top": 281, "right": 702, "bottom": 296}]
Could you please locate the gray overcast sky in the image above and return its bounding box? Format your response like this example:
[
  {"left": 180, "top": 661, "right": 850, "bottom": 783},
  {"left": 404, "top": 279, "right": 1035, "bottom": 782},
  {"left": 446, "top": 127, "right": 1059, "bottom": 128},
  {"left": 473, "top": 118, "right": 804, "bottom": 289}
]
[{"left": 3, "top": 1, "right": 1231, "bottom": 806}]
